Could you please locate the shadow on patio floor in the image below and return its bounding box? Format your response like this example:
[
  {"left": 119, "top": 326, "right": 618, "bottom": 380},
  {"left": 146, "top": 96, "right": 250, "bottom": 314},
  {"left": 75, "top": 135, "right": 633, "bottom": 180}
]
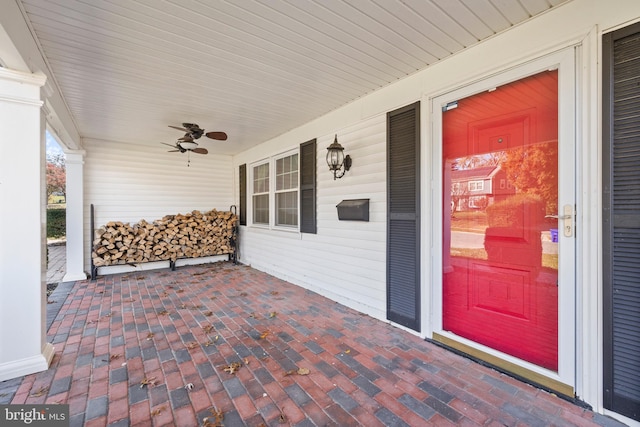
[{"left": 0, "top": 262, "right": 628, "bottom": 426}]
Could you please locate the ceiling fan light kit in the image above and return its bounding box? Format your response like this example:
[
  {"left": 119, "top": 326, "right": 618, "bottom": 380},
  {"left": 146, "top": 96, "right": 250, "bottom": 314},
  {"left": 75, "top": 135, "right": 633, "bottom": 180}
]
[{"left": 179, "top": 141, "right": 198, "bottom": 150}]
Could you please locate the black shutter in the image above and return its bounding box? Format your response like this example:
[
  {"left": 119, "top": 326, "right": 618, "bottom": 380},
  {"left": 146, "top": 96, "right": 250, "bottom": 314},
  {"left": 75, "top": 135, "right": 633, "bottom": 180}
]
[
  {"left": 300, "top": 139, "right": 317, "bottom": 234},
  {"left": 387, "top": 102, "right": 420, "bottom": 331},
  {"left": 603, "top": 24, "right": 640, "bottom": 422},
  {"left": 239, "top": 164, "right": 247, "bottom": 226}
]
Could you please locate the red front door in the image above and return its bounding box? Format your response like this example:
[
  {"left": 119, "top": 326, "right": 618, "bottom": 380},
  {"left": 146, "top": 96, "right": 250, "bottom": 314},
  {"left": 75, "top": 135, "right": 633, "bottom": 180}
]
[{"left": 442, "top": 70, "right": 559, "bottom": 371}]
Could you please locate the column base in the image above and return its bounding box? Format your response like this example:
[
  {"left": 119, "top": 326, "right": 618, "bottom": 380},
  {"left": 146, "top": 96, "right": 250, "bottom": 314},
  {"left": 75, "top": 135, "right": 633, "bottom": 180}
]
[{"left": 0, "top": 343, "right": 54, "bottom": 382}]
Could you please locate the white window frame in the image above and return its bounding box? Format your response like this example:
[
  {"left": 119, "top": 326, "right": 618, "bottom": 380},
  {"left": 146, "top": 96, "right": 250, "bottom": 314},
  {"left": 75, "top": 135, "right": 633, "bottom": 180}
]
[
  {"left": 468, "top": 180, "right": 484, "bottom": 191},
  {"left": 251, "top": 161, "right": 270, "bottom": 226},
  {"left": 249, "top": 149, "right": 299, "bottom": 230}
]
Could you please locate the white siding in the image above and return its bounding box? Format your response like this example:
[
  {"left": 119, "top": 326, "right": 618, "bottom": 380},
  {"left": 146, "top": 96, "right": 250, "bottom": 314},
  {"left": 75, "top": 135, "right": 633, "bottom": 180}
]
[
  {"left": 84, "top": 138, "right": 233, "bottom": 270},
  {"left": 238, "top": 115, "right": 388, "bottom": 320}
]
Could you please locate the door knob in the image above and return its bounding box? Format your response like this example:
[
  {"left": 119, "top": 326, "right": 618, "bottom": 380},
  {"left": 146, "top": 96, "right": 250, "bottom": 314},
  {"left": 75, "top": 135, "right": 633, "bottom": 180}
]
[{"left": 546, "top": 205, "right": 573, "bottom": 237}]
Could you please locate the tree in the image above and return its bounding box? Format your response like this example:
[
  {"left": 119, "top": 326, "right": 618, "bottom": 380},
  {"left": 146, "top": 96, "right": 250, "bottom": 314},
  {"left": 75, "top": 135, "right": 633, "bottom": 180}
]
[
  {"left": 500, "top": 142, "right": 558, "bottom": 214},
  {"left": 46, "top": 153, "right": 66, "bottom": 201}
]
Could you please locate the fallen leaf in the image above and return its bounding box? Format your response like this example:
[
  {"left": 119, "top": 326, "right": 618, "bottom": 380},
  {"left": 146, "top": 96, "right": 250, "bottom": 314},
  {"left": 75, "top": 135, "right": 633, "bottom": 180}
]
[
  {"left": 150, "top": 406, "right": 164, "bottom": 416},
  {"left": 297, "top": 367, "right": 310, "bottom": 375},
  {"left": 210, "top": 296, "right": 217, "bottom": 300},
  {"left": 345, "top": 349, "right": 351, "bottom": 354},
  {"left": 192, "top": 271, "right": 206, "bottom": 276},
  {"left": 47, "top": 300, "right": 56, "bottom": 304},
  {"left": 146, "top": 332, "right": 155, "bottom": 340},
  {"left": 179, "top": 303, "right": 187, "bottom": 309},
  {"left": 279, "top": 413, "right": 287, "bottom": 424},
  {"left": 140, "top": 377, "right": 157, "bottom": 388},
  {"left": 136, "top": 276, "right": 146, "bottom": 280},
  {"left": 203, "top": 340, "right": 215, "bottom": 347},
  {"left": 249, "top": 312, "right": 259, "bottom": 319},
  {"left": 284, "top": 367, "right": 310, "bottom": 377},
  {"left": 203, "top": 407, "right": 224, "bottom": 426},
  {"left": 29, "top": 386, "right": 49, "bottom": 397},
  {"left": 259, "top": 331, "right": 270, "bottom": 339},
  {"left": 222, "top": 362, "right": 243, "bottom": 375},
  {"left": 202, "top": 324, "right": 214, "bottom": 333},
  {"left": 244, "top": 358, "right": 250, "bottom": 365},
  {"left": 109, "top": 353, "right": 122, "bottom": 361},
  {"left": 158, "top": 310, "right": 169, "bottom": 316},
  {"left": 270, "top": 291, "right": 279, "bottom": 296},
  {"left": 269, "top": 311, "right": 277, "bottom": 318},
  {"left": 204, "top": 311, "right": 213, "bottom": 316},
  {"left": 239, "top": 292, "right": 248, "bottom": 297},
  {"left": 186, "top": 342, "right": 198, "bottom": 349},
  {"left": 176, "top": 289, "right": 184, "bottom": 293},
  {"left": 213, "top": 335, "right": 220, "bottom": 342}
]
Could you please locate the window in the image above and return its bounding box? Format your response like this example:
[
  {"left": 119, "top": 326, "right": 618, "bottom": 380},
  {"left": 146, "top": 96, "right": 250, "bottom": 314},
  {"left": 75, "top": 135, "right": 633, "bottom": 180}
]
[
  {"left": 252, "top": 163, "right": 269, "bottom": 225},
  {"left": 275, "top": 154, "right": 298, "bottom": 227},
  {"left": 468, "top": 180, "right": 484, "bottom": 191},
  {"left": 250, "top": 151, "right": 302, "bottom": 229}
]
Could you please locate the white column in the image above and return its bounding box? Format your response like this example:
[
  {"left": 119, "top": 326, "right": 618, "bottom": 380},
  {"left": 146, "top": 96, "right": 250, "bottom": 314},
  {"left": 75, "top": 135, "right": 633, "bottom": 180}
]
[
  {"left": 0, "top": 67, "right": 54, "bottom": 381},
  {"left": 63, "top": 150, "right": 86, "bottom": 281}
]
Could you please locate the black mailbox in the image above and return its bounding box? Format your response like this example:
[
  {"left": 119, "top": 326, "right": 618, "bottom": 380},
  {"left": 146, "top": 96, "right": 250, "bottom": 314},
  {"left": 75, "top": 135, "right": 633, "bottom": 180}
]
[{"left": 336, "top": 199, "right": 369, "bottom": 221}]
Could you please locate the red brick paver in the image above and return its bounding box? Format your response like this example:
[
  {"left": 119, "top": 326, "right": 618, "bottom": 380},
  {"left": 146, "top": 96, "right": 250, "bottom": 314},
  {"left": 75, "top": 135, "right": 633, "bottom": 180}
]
[{"left": 2, "top": 262, "right": 626, "bottom": 426}]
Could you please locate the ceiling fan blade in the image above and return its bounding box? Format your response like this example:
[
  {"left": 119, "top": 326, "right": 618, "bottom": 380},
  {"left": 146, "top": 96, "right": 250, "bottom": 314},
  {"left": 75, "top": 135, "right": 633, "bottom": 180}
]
[
  {"left": 161, "top": 142, "right": 178, "bottom": 148},
  {"left": 167, "top": 150, "right": 180, "bottom": 152},
  {"left": 169, "top": 125, "right": 188, "bottom": 132},
  {"left": 205, "top": 131, "right": 227, "bottom": 141},
  {"left": 178, "top": 136, "right": 195, "bottom": 142},
  {"left": 192, "top": 147, "right": 208, "bottom": 155}
]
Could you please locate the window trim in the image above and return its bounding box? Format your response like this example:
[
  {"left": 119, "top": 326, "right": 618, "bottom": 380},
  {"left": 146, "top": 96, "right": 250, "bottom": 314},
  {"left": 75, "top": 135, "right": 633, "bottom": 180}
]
[
  {"left": 248, "top": 148, "right": 300, "bottom": 231},
  {"left": 250, "top": 160, "right": 270, "bottom": 227}
]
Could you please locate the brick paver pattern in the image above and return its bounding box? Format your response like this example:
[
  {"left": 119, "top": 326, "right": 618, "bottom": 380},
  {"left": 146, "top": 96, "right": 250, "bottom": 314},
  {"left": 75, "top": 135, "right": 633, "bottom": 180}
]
[{"left": 5, "top": 262, "right": 624, "bottom": 426}]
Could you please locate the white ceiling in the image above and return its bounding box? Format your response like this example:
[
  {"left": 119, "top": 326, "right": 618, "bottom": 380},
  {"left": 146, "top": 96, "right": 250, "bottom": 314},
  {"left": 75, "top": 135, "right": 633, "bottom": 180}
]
[{"left": 15, "top": 0, "right": 568, "bottom": 155}]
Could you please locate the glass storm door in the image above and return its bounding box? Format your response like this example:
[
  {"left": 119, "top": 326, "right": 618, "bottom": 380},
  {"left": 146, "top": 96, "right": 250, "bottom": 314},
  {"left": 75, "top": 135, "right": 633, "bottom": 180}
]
[{"left": 434, "top": 51, "right": 576, "bottom": 389}]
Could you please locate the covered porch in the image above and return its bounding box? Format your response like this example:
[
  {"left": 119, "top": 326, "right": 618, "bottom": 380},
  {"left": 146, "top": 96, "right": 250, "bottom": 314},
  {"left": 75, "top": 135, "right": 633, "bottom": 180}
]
[{"left": 0, "top": 262, "right": 623, "bottom": 426}]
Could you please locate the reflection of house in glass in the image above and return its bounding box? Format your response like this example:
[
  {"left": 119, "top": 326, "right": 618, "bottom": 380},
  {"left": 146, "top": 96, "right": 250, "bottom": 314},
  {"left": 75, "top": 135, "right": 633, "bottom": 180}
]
[{"left": 450, "top": 165, "right": 514, "bottom": 212}]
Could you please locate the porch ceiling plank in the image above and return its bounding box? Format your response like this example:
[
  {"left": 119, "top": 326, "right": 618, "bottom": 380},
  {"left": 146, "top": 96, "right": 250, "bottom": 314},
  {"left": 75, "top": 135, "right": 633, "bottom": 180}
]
[
  {"left": 390, "top": 0, "right": 477, "bottom": 51},
  {"left": 460, "top": 0, "right": 513, "bottom": 33},
  {"left": 247, "top": 0, "right": 416, "bottom": 77},
  {"left": 430, "top": 0, "right": 495, "bottom": 41},
  {"left": 520, "top": 0, "right": 558, "bottom": 16},
  {"left": 15, "top": 0, "right": 569, "bottom": 154},
  {"left": 486, "top": 0, "right": 531, "bottom": 24}
]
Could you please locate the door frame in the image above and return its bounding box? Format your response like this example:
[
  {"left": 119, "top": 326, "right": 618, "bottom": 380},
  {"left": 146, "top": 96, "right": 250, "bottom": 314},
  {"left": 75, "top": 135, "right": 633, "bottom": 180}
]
[{"left": 425, "top": 48, "right": 577, "bottom": 395}]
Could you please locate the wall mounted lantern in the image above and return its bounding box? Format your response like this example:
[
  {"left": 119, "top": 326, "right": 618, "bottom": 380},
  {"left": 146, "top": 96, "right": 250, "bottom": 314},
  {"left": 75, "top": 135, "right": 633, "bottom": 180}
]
[{"left": 326, "top": 134, "right": 352, "bottom": 180}]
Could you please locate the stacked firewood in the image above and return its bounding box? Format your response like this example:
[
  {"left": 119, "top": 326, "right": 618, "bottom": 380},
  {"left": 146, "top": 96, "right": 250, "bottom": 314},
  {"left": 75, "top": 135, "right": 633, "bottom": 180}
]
[{"left": 92, "top": 209, "right": 236, "bottom": 267}]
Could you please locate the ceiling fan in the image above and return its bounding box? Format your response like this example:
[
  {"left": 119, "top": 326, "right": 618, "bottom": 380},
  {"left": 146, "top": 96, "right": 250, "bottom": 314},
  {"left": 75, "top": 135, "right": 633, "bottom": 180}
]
[
  {"left": 163, "top": 123, "right": 226, "bottom": 165},
  {"left": 168, "top": 122, "right": 227, "bottom": 142},
  {"left": 161, "top": 141, "right": 208, "bottom": 155},
  {"left": 161, "top": 141, "right": 208, "bottom": 167}
]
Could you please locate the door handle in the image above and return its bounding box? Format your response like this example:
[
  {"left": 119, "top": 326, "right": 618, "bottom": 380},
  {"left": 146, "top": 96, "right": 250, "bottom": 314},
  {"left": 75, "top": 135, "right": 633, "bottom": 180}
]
[
  {"left": 545, "top": 205, "right": 573, "bottom": 237},
  {"left": 545, "top": 214, "right": 571, "bottom": 219}
]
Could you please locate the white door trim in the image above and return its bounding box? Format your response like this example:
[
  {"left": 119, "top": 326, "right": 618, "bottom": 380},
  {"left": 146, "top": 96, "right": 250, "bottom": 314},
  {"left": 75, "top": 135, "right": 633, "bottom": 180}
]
[{"left": 424, "top": 47, "right": 577, "bottom": 392}]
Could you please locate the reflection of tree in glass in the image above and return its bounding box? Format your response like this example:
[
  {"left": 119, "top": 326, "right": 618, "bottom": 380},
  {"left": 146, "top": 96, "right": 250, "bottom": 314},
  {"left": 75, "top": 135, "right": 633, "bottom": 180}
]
[
  {"left": 455, "top": 151, "right": 505, "bottom": 169},
  {"left": 500, "top": 141, "right": 558, "bottom": 214}
]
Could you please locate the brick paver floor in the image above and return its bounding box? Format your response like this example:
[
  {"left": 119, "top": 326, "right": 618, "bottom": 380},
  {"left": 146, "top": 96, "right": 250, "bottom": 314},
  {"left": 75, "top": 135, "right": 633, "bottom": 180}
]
[{"left": 1, "top": 262, "right": 628, "bottom": 426}]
